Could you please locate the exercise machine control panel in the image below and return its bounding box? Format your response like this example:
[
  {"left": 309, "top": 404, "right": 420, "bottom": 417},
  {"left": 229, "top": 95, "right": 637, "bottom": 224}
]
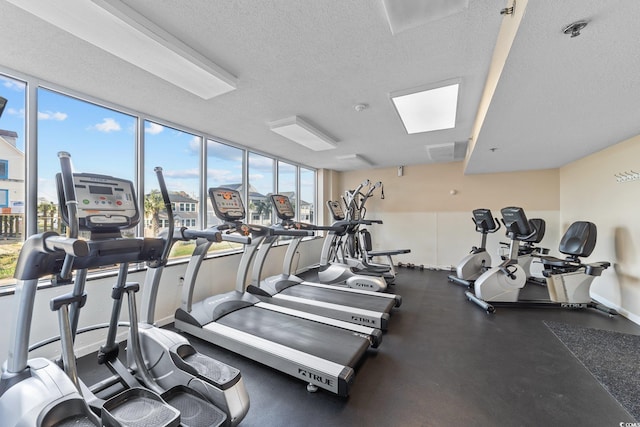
[
  {"left": 501, "top": 206, "right": 532, "bottom": 237},
  {"left": 271, "top": 194, "right": 295, "bottom": 220},
  {"left": 57, "top": 172, "right": 139, "bottom": 231},
  {"left": 472, "top": 208, "right": 497, "bottom": 232},
  {"left": 327, "top": 200, "right": 345, "bottom": 221},
  {"left": 209, "top": 187, "right": 245, "bottom": 221}
]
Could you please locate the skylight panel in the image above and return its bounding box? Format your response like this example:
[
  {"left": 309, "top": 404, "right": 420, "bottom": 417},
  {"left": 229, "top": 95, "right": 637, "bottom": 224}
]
[{"left": 391, "top": 83, "right": 459, "bottom": 134}]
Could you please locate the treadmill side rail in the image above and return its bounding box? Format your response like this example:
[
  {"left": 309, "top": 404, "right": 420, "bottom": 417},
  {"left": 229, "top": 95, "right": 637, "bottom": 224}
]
[{"left": 178, "top": 320, "right": 355, "bottom": 396}]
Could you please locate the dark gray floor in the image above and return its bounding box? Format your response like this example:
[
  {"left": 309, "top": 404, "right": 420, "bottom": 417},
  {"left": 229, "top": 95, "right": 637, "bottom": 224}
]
[{"left": 79, "top": 268, "right": 640, "bottom": 426}]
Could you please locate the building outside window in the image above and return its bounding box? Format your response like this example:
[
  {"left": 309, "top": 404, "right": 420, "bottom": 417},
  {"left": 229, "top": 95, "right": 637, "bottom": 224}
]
[{"left": 0, "top": 75, "right": 26, "bottom": 284}]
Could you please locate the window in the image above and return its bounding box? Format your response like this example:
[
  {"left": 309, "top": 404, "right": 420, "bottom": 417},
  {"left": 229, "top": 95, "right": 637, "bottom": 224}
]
[
  {"left": 0, "top": 74, "right": 26, "bottom": 284},
  {"left": 143, "top": 120, "right": 201, "bottom": 258},
  {"left": 206, "top": 140, "right": 245, "bottom": 254},
  {"left": 206, "top": 140, "right": 243, "bottom": 222},
  {"left": 277, "top": 161, "right": 297, "bottom": 221},
  {"left": 0, "top": 160, "right": 7, "bottom": 179},
  {"left": 37, "top": 88, "right": 136, "bottom": 240},
  {"left": 300, "top": 168, "right": 315, "bottom": 223},
  {"left": 0, "top": 71, "right": 317, "bottom": 286},
  {"left": 248, "top": 152, "right": 274, "bottom": 226}
]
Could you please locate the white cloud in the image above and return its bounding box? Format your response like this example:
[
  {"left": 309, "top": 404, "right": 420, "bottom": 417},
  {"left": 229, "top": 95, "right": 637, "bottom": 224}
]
[
  {"left": 0, "top": 77, "right": 25, "bottom": 91},
  {"left": 38, "top": 110, "right": 68, "bottom": 121},
  {"left": 93, "top": 118, "right": 121, "bottom": 133},
  {"left": 145, "top": 122, "right": 164, "bottom": 135},
  {"left": 206, "top": 140, "right": 243, "bottom": 161},
  {"left": 163, "top": 168, "right": 199, "bottom": 179},
  {"left": 7, "top": 108, "right": 25, "bottom": 117},
  {"left": 208, "top": 168, "right": 242, "bottom": 184}
]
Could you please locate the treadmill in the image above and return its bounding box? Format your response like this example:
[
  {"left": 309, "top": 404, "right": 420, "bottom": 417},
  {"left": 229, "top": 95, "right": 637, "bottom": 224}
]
[
  {"left": 174, "top": 188, "right": 378, "bottom": 396},
  {"left": 247, "top": 193, "right": 402, "bottom": 330}
]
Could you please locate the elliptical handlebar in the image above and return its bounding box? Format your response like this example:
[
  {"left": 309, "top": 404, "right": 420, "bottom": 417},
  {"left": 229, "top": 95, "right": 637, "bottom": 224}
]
[
  {"left": 44, "top": 235, "right": 89, "bottom": 258},
  {"left": 56, "top": 152, "right": 81, "bottom": 280},
  {"left": 352, "top": 179, "right": 370, "bottom": 198},
  {"left": 154, "top": 167, "right": 174, "bottom": 267},
  {"left": 57, "top": 152, "right": 79, "bottom": 239}
]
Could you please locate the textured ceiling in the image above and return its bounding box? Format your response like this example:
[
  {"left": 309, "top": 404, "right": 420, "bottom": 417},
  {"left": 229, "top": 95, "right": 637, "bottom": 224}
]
[{"left": 0, "top": 0, "right": 637, "bottom": 173}]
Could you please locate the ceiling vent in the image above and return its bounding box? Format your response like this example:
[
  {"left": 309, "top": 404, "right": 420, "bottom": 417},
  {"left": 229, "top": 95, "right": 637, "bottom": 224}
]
[{"left": 426, "top": 141, "right": 468, "bottom": 163}]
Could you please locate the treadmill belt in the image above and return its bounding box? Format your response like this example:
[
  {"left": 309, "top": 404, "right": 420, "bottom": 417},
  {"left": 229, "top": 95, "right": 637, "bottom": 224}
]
[
  {"left": 216, "top": 306, "right": 368, "bottom": 368},
  {"left": 281, "top": 284, "right": 395, "bottom": 313}
]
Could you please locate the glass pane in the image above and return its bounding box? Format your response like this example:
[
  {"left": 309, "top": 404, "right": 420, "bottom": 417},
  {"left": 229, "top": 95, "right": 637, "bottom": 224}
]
[
  {"left": 37, "top": 88, "right": 136, "bottom": 240},
  {"left": 143, "top": 120, "right": 201, "bottom": 258},
  {"left": 277, "top": 161, "right": 297, "bottom": 220},
  {"left": 248, "top": 152, "right": 274, "bottom": 226},
  {"left": 300, "top": 168, "right": 315, "bottom": 224},
  {"left": 0, "top": 75, "right": 26, "bottom": 285},
  {"left": 206, "top": 140, "right": 244, "bottom": 253}
]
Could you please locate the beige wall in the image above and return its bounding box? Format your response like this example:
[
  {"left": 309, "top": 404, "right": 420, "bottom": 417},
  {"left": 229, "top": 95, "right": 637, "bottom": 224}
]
[
  {"left": 560, "top": 135, "right": 640, "bottom": 324},
  {"left": 337, "top": 162, "right": 561, "bottom": 269}
]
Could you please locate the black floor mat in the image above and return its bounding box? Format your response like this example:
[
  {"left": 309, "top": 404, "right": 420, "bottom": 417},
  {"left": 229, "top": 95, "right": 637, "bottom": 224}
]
[{"left": 544, "top": 320, "right": 640, "bottom": 421}]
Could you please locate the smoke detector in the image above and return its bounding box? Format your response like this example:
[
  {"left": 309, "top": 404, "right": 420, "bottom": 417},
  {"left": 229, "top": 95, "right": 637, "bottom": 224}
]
[{"left": 563, "top": 20, "right": 588, "bottom": 38}]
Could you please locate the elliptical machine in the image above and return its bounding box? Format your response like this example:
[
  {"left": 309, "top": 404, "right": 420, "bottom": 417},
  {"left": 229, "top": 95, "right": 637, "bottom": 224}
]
[
  {"left": 0, "top": 192, "right": 97, "bottom": 425},
  {"left": 317, "top": 200, "right": 389, "bottom": 292},
  {"left": 448, "top": 208, "right": 501, "bottom": 287},
  {"left": 465, "top": 206, "right": 616, "bottom": 316},
  {"left": 0, "top": 152, "right": 249, "bottom": 426},
  {"left": 131, "top": 170, "right": 250, "bottom": 426},
  {"left": 339, "top": 180, "right": 410, "bottom": 282}
]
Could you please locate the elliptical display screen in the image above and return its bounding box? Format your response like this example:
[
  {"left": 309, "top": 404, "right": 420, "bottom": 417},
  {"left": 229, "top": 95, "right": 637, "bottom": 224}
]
[
  {"left": 209, "top": 187, "right": 245, "bottom": 221},
  {"left": 271, "top": 194, "right": 295, "bottom": 220},
  {"left": 56, "top": 172, "right": 139, "bottom": 231},
  {"left": 327, "top": 200, "right": 345, "bottom": 221}
]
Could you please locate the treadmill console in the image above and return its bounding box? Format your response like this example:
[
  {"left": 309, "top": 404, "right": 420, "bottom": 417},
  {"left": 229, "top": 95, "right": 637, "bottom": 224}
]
[
  {"left": 57, "top": 172, "right": 139, "bottom": 231},
  {"left": 271, "top": 194, "right": 295, "bottom": 220},
  {"left": 209, "top": 187, "right": 246, "bottom": 221},
  {"left": 327, "top": 201, "right": 345, "bottom": 221}
]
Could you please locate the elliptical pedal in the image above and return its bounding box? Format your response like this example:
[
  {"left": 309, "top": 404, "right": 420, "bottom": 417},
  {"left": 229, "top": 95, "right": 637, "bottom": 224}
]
[
  {"left": 162, "top": 386, "right": 227, "bottom": 427},
  {"left": 101, "top": 387, "right": 180, "bottom": 427}
]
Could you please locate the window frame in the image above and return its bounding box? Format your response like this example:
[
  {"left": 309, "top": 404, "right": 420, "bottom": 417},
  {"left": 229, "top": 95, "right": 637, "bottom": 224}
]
[
  {"left": 0, "top": 160, "right": 8, "bottom": 179},
  {"left": 0, "top": 66, "right": 318, "bottom": 288}
]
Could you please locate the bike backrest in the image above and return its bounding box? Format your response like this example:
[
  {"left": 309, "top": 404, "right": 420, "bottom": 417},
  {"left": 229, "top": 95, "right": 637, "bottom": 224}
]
[
  {"left": 522, "top": 218, "right": 546, "bottom": 244},
  {"left": 558, "top": 221, "right": 597, "bottom": 258}
]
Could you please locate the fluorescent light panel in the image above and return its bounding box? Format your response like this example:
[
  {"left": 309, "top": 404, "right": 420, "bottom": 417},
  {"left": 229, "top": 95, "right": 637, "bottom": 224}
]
[
  {"left": 391, "top": 83, "right": 459, "bottom": 134},
  {"left": 7, "top": 0, "right": 237, "bottom": 99},
  {"left": 382, "top": 0, "right": 469, "bottom": 35},
  {"left": 270, "top": 116, "right": 337, "bottom": 151},
  {"left": 336, "top": 154, "right": 372, "bottom": 167}
]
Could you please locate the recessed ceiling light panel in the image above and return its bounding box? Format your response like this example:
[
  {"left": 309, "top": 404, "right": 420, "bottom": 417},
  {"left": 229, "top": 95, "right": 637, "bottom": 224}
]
[
  {"left": 382, "top": 0, "right": 470, "bottom": 35},
  {"left": 7, "top": 0, "right": 237, "bottom": 99},
  {"left": 269, "top": 116, "right": 337, "bottom": 151},
  {"left": 391, "top": 83, "right": 459, "bottom": 134},
  {"left": 336, "top": 154, "right": 372, "bottom": 167}
]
